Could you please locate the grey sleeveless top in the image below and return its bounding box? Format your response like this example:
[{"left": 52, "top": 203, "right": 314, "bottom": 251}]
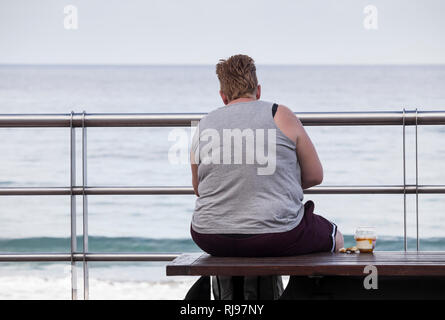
[{"left": 191, "top": 100, "right": 305, "bottom": 234}]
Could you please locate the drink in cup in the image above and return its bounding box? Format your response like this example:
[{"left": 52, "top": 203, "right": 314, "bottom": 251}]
[{"left": 354, "top": 227, "right": 376, "bottom": 253}]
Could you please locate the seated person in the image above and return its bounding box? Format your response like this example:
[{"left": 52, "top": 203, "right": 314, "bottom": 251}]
[{"left": 190, "top": 54, "right": 343, "bottom": 257}]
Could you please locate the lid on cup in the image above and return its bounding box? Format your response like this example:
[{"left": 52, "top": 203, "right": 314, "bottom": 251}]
[{"left": 354, "top": 226, "right": 377, "bottom": 239}]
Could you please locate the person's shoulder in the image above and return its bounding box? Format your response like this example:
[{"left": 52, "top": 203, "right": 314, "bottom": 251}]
[
  {"left": 276, "top": 104, "right": 306, "bottom": 132},
  {"left": 276, "top": 104, "right": 298, "bottom": 120},
  {"left": 273, "top": 104, "right": 298, "bottom": 144},
  {"left": 209, "top": 104, "right": 228, "bottom": 115},
  {"left": 199, "top": 105, "right": 226, "bottom": 123}
]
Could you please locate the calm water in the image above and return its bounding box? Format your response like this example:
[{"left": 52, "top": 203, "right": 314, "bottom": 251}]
[{"left": 0, "top": 65, "right": 444, "bottom": 299}]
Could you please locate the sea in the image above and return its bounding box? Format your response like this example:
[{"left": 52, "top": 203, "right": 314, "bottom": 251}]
[{"left": 0, "top": 65, "right": 444, "bottom": 299}]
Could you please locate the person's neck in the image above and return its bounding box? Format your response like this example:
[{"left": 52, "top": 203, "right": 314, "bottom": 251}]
[{"left": 227, "top": 96, "right": 257, "bottom": 106}]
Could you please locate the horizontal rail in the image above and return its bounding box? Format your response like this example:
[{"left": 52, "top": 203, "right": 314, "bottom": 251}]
[
  {"left": 1, "top": 185, "right": 445, "bottom": 196},
  {"left": 0, "top": 253, "right": 179, "bottom": 262},
  {"left": 1, "top": 111, "right": 445, "bottom": 127}
]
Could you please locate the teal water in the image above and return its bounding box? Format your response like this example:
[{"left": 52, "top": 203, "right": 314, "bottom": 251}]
[{"left": 1, "top": 235, "right": 444, "bottom": 253}]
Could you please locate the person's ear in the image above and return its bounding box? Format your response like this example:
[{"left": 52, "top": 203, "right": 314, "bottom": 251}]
[
  {"left": 256, "top": 84, "right": 261, "bottom": 100},
  {"left": 220, "top": 90, "right": 229, "bottom": 105}
]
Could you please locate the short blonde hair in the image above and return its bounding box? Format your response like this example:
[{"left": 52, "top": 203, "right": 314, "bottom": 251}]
[{"left": 216, "top": 54, "right": 258, "bottom": 102}]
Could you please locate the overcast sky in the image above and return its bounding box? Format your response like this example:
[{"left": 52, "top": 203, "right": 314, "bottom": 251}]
[{"left": 0, "top": 0, "right": 444, "bottom": 65}]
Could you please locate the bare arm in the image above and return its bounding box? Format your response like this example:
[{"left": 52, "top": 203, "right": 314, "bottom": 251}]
[{"left": 274, "top": 105, "right": 323, "bottom": 189}]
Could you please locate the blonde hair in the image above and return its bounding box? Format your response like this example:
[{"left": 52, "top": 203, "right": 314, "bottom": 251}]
[{"left": 216, "top": 54, "right": 258, "bottom": 102}]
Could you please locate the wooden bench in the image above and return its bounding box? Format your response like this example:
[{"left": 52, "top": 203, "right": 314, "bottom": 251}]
[
  {"left": 167, "top": 252, "right": 445, "bottom": 299},
  {"left": 167, "top": 251, "right": 445, "bottom": 276}
]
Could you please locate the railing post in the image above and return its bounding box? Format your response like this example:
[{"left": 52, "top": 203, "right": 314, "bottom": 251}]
[
  {"left": 82, "top": 111, "right": 89, "bottom": 300},
  {"left": 415, "top": 108, "right": 419, "bottom": 251},
  {"left": 70, "top": 111, "right": 78, "bottom": 300},
  {"left": 402, "top": 109, "right": 407, "bottom": 251}
]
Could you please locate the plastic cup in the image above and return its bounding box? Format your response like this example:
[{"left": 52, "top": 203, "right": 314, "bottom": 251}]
[{"left": 354, "top": 227, "right": 377, "bottom": 253}]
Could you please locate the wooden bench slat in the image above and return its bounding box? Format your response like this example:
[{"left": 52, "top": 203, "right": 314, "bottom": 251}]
[
  {"left": 166, "top": 252, "right": 445, "bottom": 277},
  {"left": 165, "top": 253, "right": 202, "bottom": 275}
]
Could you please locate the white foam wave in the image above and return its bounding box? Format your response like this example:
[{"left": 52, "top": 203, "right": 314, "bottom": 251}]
[{"left": 0, "top": 275, "right": 196, "bottom": 300}]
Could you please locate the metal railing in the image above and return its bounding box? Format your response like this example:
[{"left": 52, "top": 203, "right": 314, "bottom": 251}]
[{"left": 1, "top": 109, "right": 445, "bottom": 300}]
